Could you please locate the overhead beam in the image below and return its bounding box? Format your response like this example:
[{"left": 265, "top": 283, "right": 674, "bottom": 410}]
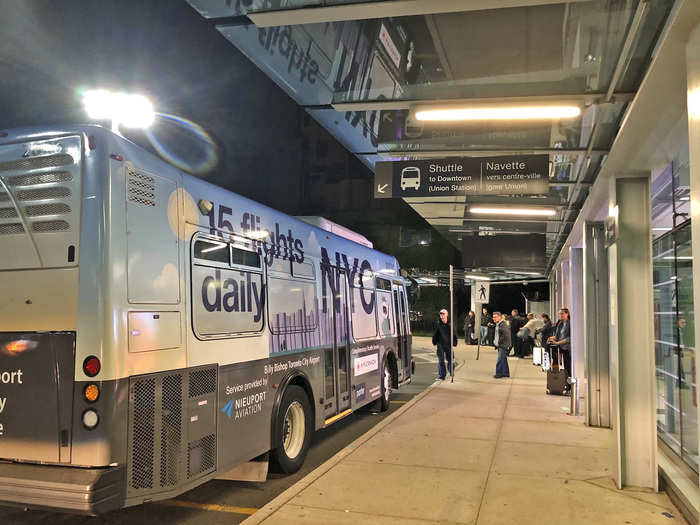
[
  {"left": 248, "top": 0, "right": 593, "bottom": 27},
  {"left": 424, "top": 14, "right": 454, "bottom": 80},
  {"left": 424, "top": 217, "right": 575, "bottom": 223},
  {"left": 378, "top": 149, "right": 608, "bottom": 158},
  {"left": 332, "top": 93, "right": 635, "bottom": 112}
]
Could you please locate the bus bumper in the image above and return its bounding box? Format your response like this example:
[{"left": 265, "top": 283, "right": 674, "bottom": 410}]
[{"left": 0, "top": 462, "right": 124, "bottom": 515}]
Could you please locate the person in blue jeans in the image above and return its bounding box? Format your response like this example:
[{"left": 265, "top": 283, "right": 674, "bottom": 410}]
[
  {"left": 432, "top": 309, "right": 457, "bottom": 380},
  {"left": 493, "top": 311, "right": 511, "bottom": 378},
  {"left": 480, "top": 307, "right": 491, "bottom": 344}
]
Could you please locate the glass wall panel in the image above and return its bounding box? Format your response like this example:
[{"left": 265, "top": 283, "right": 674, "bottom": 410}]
[{"left": 651, "top": 145, "right": 698, "bottom": 473}]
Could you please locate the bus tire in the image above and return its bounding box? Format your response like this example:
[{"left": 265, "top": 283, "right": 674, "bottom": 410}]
[
  {"left": 271, "top": 385, "right": 312, "bottom": 474},
  {"left": 373, "top": 358, "right": 392, "bottom": 412}
]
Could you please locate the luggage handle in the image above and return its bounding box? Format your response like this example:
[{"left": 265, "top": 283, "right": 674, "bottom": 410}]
[{"left": 548, "top": 345, "right": 563, "bottom": 371}]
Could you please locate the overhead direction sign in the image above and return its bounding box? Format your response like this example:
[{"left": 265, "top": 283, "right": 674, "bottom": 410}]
[{"left": 374, "top": 155, "right": 549, "bottom": 199}]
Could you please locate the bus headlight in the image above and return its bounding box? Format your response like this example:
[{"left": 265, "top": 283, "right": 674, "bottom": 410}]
[{"left": 82, "top": 409, "right": 99, "bottom": 430}]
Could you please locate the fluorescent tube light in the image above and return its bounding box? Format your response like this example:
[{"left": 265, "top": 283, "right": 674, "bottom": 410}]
[
  {"left": 465, "top": 274, "right": 491, "bottom": 281},
  {"left": 469, "top": 206, "right": 557, "bottom": 217},
  {"left": 415, "top": 105, "right": 581, "bottom": 122}
]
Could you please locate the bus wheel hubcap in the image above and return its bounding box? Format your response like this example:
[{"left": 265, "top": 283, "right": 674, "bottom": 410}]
[{"left": 283, "top": 401, "right": 305, "bottom": 459}]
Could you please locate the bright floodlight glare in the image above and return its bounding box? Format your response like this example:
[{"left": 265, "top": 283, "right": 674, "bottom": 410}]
[
  {"left": 83, "top": 90, "right": 155, "bottom": 129},
  {"left": 415, "top": 105, "right": 581, "bottom": 122},
  {"left": 469, "top": 206, "right": 557, "bottom": 217}
]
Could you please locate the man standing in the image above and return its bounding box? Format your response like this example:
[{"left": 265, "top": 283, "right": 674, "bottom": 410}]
[
  {"left": 493, "top": 311, "right": 511, "bottom": 378},
  {"left": 510, "top": 309, "right": 523, "bottom": 357},
  {"left": 519, "top": 313, "right": 538, "bottom": 357},
  {"left": 480, "top": 307, "right": 491, "bottom": 345},
  {"left": 464, "top": 310, "right": 476, "bottom": 345},
  {"left": 432, "top": 308, "right": 457, "bottom": 380}
]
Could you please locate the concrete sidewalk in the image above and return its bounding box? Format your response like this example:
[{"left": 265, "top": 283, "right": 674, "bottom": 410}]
[{"left": 244, "top": 337, "right": 687, "bottom": 524}]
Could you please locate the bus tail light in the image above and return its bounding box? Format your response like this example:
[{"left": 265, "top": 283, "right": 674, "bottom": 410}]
[
  {"left": 83, "top": 356, "right": 101, "bottom": 377},
  {"left": 84, "top": 383, "right": 100, "bottom": 403},
  {"left": 82, "top": 409, "right": 99, "bottom": 430}
]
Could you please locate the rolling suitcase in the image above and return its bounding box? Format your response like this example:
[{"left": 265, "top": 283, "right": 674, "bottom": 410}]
[
  {"left": 532, "top": 346, "right": 543, "bottom": 366},
  {"left": 541, "top": 350, "right": 550, "bottom": 372},
  {"left": 546, "top": 348, "right": 567, "bottom": 395}
]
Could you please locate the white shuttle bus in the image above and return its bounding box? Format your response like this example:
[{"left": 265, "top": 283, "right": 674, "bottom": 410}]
[{"left": 0, "top": 126, "right": 412, "bottom": 514}]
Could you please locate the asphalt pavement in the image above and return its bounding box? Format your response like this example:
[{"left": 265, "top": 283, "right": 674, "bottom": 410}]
[{"left": 0, "top": 344, "right": 440, "bottom": 525}]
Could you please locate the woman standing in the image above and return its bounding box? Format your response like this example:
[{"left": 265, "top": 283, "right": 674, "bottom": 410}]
[{"left": 548, "top": 309, "right": 572, "bottom": 390}]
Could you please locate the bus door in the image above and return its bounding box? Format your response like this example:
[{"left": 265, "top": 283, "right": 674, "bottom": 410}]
[
  {"left": 393, "top": 283, "right": 411, "bottom": 378},
  {"left": 324, "top": 268, "right": 351, "bottom": 421}
]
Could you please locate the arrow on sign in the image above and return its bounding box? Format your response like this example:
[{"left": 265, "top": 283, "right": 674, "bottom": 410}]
[{"left": 377, "top": 184, "right": 388, "bottom": 194}]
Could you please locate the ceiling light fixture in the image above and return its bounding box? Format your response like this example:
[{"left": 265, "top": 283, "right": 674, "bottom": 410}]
[
  {"left": 414, "top": 105, "right": 581, "bottom": 122},
  {"left": 504, "top": 270, "right": 543, "bottom": 276},
  {"left": 469, "top": 206, "right": 557, "bottom": 217},
  {"left": 464, "top": 274, "right": 491, "bottom": 281}
]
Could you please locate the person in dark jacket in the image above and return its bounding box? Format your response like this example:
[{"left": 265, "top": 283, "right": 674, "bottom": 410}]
[
  {"left": 535, "top": 313, "right": 553, "bottom": 346},
  {"left": 464, "top": 310, "right": 476, "bottom": 345},
  {"left": 510, "top": 309, "right": 523, "bottom": 357},
  {"left": 493, "top": 311, "right": 511, "bottom": 378},
  {"left": 432, "top": 308, "right": 457, "bottom": 380},
  {"left": 548, "top": 308, "right": 572, "bottom": 389},
  {"left": 479, "top": 307, "right": 491, "bottom": 344}
]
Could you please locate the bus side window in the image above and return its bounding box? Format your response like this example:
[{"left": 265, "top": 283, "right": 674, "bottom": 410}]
[{"left": 191, "top": 235, "right": 264, "bottom": 338}]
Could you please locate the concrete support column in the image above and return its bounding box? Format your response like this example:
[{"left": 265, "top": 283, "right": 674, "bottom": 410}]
[
  {"left": 685, "top": 24, "right": 700, "bottom": 490},
  {"left": 569, "top": 247, "right": 585, "bottom": 394},
  {"left": 472, "top": 296, "right": 482, "bottom": 340},
  {"left": 549, "top": 271, "right": 557, "bottom": 316},
  {"left": 607, "top": 173, "right": 657, "bottom": 490},
  {"left": 560, "top": 259, "right": 570, "bottom": 311},
  {"left": 583, "top": 222, "right": 611, "bottom": 428}
]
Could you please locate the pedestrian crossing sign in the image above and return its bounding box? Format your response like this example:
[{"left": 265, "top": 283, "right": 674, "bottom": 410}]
[{"left": 472, "top": 282, "right": 490, "bottom": 303}]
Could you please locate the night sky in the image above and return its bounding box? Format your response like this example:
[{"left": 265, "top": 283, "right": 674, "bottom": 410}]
[
  {"left": 1, "top": 1, "right": 307, "bottom": 202},
  {"left": 0, "top": 0, "right": 463, "bottom": 273}
]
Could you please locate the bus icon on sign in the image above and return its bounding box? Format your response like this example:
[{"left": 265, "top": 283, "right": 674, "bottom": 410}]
[{"left": 401, "top": 166, "right": 421, "bottom": 190}]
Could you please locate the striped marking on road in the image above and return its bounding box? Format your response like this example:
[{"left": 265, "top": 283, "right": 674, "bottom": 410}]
[
  {"left": 390, "top": 400, "right": 408, "bottom": 404},
  {"left": 155, "top": 499, "right": 257, "bottom": 515}
]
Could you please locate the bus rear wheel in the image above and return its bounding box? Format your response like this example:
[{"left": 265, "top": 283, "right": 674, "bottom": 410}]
[
  {"left": 271, "top": 385, "right": 312, "bottom": 474},
  {"left": 373, "top": 358, "right": 392, "bottom": 412}
]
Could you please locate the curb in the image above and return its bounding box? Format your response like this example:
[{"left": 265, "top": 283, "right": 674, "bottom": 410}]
[{"left": 241, "top": 379, "right": 440, "bottom": 524}]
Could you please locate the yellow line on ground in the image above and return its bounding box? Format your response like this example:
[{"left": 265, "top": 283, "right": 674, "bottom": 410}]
[
  {"left": 390, "top": 400, "right": 408, "bottom": 404},
  {"left": 155, "top": 499, "right": 257, "bottom": 515},
  {"left": 324, "top": 408, "right": 353, "bottom": 425}
]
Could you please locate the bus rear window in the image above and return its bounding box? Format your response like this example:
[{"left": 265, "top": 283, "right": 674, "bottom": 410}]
[{"left": 194, "top": 239, "right": 229, "bottom": 264}]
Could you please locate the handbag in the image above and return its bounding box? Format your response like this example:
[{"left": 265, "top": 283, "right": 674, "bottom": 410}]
[{"left": 517, "top": 327, "right": 528, "bottom": 340}]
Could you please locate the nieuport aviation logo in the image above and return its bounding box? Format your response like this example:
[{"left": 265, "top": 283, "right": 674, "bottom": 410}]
[
  {"left": 221, "top": 391, "right": 267, "bottom": 420},
  {"left": 221, "top": 399, "right": 235, "bottom": 419}
]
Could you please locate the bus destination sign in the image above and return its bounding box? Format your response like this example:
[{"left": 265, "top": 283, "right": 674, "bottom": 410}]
[{"left": 374, "top": 155, "right": 549, "bottom": 198}]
